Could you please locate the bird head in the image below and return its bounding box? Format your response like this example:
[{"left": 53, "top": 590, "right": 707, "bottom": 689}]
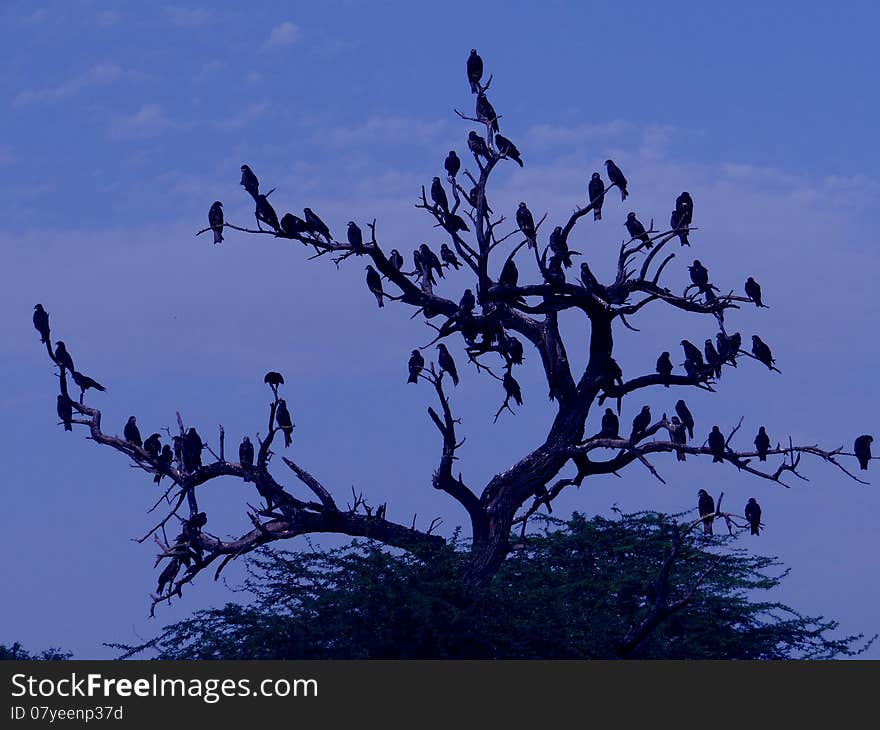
[
  {"left": 693, "top": 259, "right": 702, "bottom": 267},
  {"left": 213, "top": 201, "right": 223, "bottom": 208},
  {"left": 127, "top": 416, "right": 136, "bottom": 424},
  {"left": 752, "top": 335, "right": 760, "bottom": 343},
  {"left": 671, "top": 416, "right": 681, "bottom": 424},
  {"left": 605, "top": 159, "right": 613, "bottom": 167},
  {"left": 591, "top": 172, "right": 600, "bottom": 180},
  {"left": 468, "top": 131, "right": 477, "bottom": 140},
  {"left": 35, "top": 303, "right": 44, "bottom": 310},
  {"left": 56, "top": 340, "right": 65, "bottom": 349},
  {"left": 433, "top": 176, "right": 441, "bottom": 183},
  {"left": 241, "top": 164, "right": 250, "bottom": 172}
]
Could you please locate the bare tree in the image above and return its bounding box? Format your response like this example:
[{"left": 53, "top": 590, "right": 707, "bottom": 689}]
[{"left": 38, "top": 54, "right": 871, "bottom": 618}]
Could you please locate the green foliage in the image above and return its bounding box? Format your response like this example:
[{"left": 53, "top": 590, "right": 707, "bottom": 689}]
[
  {"left": 116, "top": 511, "right": 872, "bottom": 660},
  {"left": 0, "top": 643, "right": 72, "bottom": 660}
]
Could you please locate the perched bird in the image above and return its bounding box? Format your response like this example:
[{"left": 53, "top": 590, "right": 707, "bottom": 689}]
[
  {"left": 476, "top": 93, "right": 499, "bottom": 133},
  {"left": 670, "top": 416, "right": 687, "bottom": 461},
  {"left": 280, "top": 213, "right": 308, "bottom": 240},
  {"left": 304, "top": 208, "right": 332, "bottom": 240},
  {"left": 275, "top": 400, "right": 294, "bottom": 447},
  {"left": 240, "top": 164, "right": 259, "bottom": 199},
  {"left": 467, "top": 49, "right": 483, "bottom": 93},
  {"left": 745, "top": 276, "right": 765, "bottom": 307},
  {"left": 751, "top": 335, "right": 780, "bottom": 372},
  {"left": 444, "top": 150, "right": 461, "bottom": 179},
  {"left": 440, "top": 243, "right": 462, "bottom": 270},
  {"left": 675, "top": 192, "right": 693, "bottom": 225},
  {"left": 208, "top": 201, "right": 224, "bottom": 244},
  {"left": 444, "top": 212, "right": 470, "bottom": 233},
  {"left": 745, "top": 498, "right": 762, "bottom": 536},
  {"left": 182, "top": 427, "right": 203, "bottom": 471},
  {"left": 389, "top": 249, "right": 404, "bottom": 272},
  {"left": 407, "top": 349, "right": 424, "bottom": 384},
  {"left": 580, "top": 262, "right": 601, "bottom": 294},
  {"left": 33, "top": 304, "right": 51, "bottom": 345},
  {"left": 717, "top": 332, "right": 742, "bottom": 366},
  {"left": 239, "top": 436, "right": 254, "bottom": 470},
  {"left": 549, "top": 226, "right": 573, "bottom": 268},
  {"left": 600, "top": 408, "right": 619, "bottom": 438},
  {"left": 347, "top": 221, "right": 365, "bottom": 254},
  {"left": 708, "top": 426, "right": 725, "bottom": 463},
  {"left": 124, "top": 416, "right": 142, "bottom": 448},
  {"left": 545, "top": 255, "right": 565, "bottom": 287},
  {"left": 56, "top": 394, "right": 73, "bottom": 432},
  {"left": 431, "top": 177, "right": 449, "bottom": 212},
  {"left": 495, "top": 134, "right": 523, "bottom": 166},
  {"left": 413, "top": 249, "right": 432, "bottom": 286},
  {"left": 143, "top": 433, "right": 162, "bottom": 459},
  {"left": 752, "top": 426, "right": 770, "bottom": 462},
  {"left": 419, "top": 244, "right": 445, "bottom": 280},
  {"left": 503, "top": 371, "right": 523, "bottom": 406},
  {"left": 54, "top": 341, "right": 74, "bottom": 372},
  {"left": 499, "top": 258, "right": 519, "bottom": 288},
  {"left": 501, "top": 335, "right": 523, "bottom": 365},
  {"left": 516, "top": 202, "right": 537, "bottom": 248},
  {"left": 631, "top": 405, "right": 651, "bottom": 441},
  {"left": 688, "top": 260, "right": 710, "bottom": 289},
  {"left": 255, "top": 194, "right": 280, "bottom": 232},
  {"left": 697, "top": 489, "right": 715, "bottom": 535},
  {"left": 156, "top": 558, "right": 180, "bottom": 595},
  {"left": 466, "top": 185, "right": 492, "bottom": 212},
  {"left": 588, "top": 173, "right": 605, "bottom": 220},
  {"left": 625, "top": 212, "right": 652, "bottom": 248},
  {"left": 71, "top": 371, "right": 106, "bottom": 402},
  {"left": 366, "top": 265, "right": 384, "bottom": 308},
  {"left": 854, "top": 434, "right": 873, "bottom": 471},
  {"left": 605, "top": 159, "right": 628, "bottom": 200},
  {"left": 681, "top": 339, "right": 705, "bottom": 369},
  {"left": 675, "top": 400, "right": 695, "bottom": 440},
  {"left": 459, "top": 288, "right": 475, "bottom": 316},
  {"left": 264, "top": 371, "right": 284, "bottom": 396},
  {"left": 656, "top": 352, "right": 673, "bottom": 383},
  {"left": 155, "top": 444, "right": 173, "bottom": 483},
  {"left": 468, "top": 131, "right": 491, "bottom": 162},
  {"left": 437, "top": 344, "right": 459, "bottom": 386},
  {"left": 704, "top": 339, "right": 722, "bottom": 379},
  {"left": 670, "top": 207, "right": 690, "bottom": 246}
]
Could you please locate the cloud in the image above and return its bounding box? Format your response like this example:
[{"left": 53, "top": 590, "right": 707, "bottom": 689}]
[
  {"left": 12, "top": 63, "right": 126, "bottom": 108},
  {"left": 525, "top": 121, "right": 634, "bottom": 149},
  {"left": 110, "top": 104, "right": 172, "bottom": 139},
  {"left": 264, "top": 21, "right": 300, "bottom": 49},
  {"left": 214, "top": 101, "right": 271, "bottom": 131},
  {"left": 163, "top": 5, "right": 212, "bottom": 27},
  {"left": 314, "top": 115, "right": 451, "bottom": 148}
]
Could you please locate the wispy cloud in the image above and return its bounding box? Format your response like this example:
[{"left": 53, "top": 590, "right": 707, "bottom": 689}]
[
  {"left": 314, "top": 115, "right": 451, "bottom": 148},
  {"left": 214, "top": 101, "right": 271, "bottom": 131},
  {"left": 525, "top": 121, "right": 634, "bottom": 149},
  {"left": 264, "top": 21, "right": 300, "bottom": 49},
  {"left": 12, "top": 63, "right": 128, "bottom": 108},
  {"left": 163, "top": 5, "right": 212, "bottom": 27},
  {"left": 110, "top": 104, "right": 172, "bottom": 139}
]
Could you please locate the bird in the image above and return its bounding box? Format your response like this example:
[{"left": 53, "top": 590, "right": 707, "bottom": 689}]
[
  {"left": 239, "top": 436, "right": 254, "bottom": 470},
  {"left": 182, "top": 427, "right": 203, "bottom": 471},
  {"left": 670, "top": 416, "right": 687, "bottom": 461},
  {"left": 419, "top": 244, "right": 445, "bottom": 280},
  {"left": 437, "top": 344, "right": 459, "bottom": 386},
  {"left": 495, "top": 134, "right": 523, "bottom": 166},
  {"left": 53, "top": 341, "right": 74, "bottom": 372},
  {"left": 156, "top": 558, "right": 181, "bottom": 595},
  {"left": 499, "top": 258, "right": 519, "bottom": 288},
  {"left": 56, "top": 394, "right": 73, "bottom": 431},
  {"left": 704, "top": 339, "right": 722, "bottom": 379},
  {"left": 444, "top": 150, "right": 460, "bottom": 179},
  {"left": 588, "top": 173, "right": 605, "bottom": 220},
  {"left": 854, "top": 434, "right": 873, "bottom": 471},
  {"left": 476, "top": 93, "right": 499, "bottom": 133},
  {"left": 304, "top": 208, "right": 332, "bottom": 240},
  {"left": 503, "top": 371, "right": 523, "bottom": 406},
  {"left": 347, "top": 221, "right": 365, "bottom": 254},
  {"left": 549, "top": 226, "right": 573, "bottom": 268},
  {"left": 501, "top": 335, "right": 523, "bottom": 365},
  {"left": 389, "top": 249, "right": 404, "bottom": 272},
  {"left": 745, "top": 277, "right": 765, "bottom": 307},
  {"left": 675, "top": 400, "right": 694, "bottom": 440},
  {"left": 697, "top": 489, "right": 715, "bottom": 535},
  {"left": 155, "top": 444, "right": 173, "bottom": 483},
  {"left": 71, "top": 371, "right": 106, "bottom": 402},
  {"left": 240, "top": 164, "right": 259, "bottom": 199},
  {"left": 407, "top": 350, "right": 424, "bottom": 384},
  {"left": 754, "top": 426, "right": 771, "bottom": 462},
  {"left": 681, "top": 339, "right": 705, "bottom": 369},
  {"left": 413, "top": 249, "right": 432, "bottom": 286},
  {"left": 688, "top": 259, "right": 710, "bottom": 289},
  {"left": 124, "top": 416, "right": 142, "bottom": 448},
  {"left": 459, "top": 288, "right": 475, "bottom": 316},
  {"left": 751, "top": 335, "right": 780, "bottom": 372},
  {"left": 264, "top": 371, "right": 284, "bottom": 397},
  {"left": 670, "top": 207, "right": 690, "bottom": 246},
  {"left": 600, "top": 408, "right": 619, "bottom": 438},
  {"left": 675, "top": 192, "right": 693, "bottom": 225},
  {"left": 366, "top": 265, "right": 384, "bottom": 308},
  {"left": 717, "top": 332, "right": 742, "bottom": 366},
  {"left": 275, "top": 399, "right": 294, "bottom": 447},
  {"left": 440, "top": 243, "right": 462, "bottom": 270},
  {"left": 431, "top": 177, "right": 449, "bottom": 212},
  {"left": 255, "top": 194, "right": 280, "bottom": 232},
  {"left": 631, "top": 405, "right": 651, "bottom": 441},
  {"left": 144, "top": 433, "right": 162, "bottom": 459},
  {"left": 444, "top": 212, "right": 470, "bottom": 233},
  {"left": 208, "top": 201, "right": 224, "bottom": 244},
  {"left": 33, "top": 304, "right": 51, "bottom": 346},
  {"left": 605, "top": 159, "right": 628, "bottom": 200},
  {"left": 467, "top": 49, "right": 483, "bottom": 93},
  {"left": 280, "top": 213, "right": 308, "bottom": 241},
  {"left": 516, "top": 203, "right": 537, "bottom": 248},
  {"left": 468, "top": 131, "right": 491, "bottom": 162},
  {"left": 745, "top": 498, "right": 762, "bottom": 536},
  {"left": 466, "top": 185, "right": 492, "bottom": 213},
  {"left": 656, "top": 352, "right": 673, "bottom": 383},
  {"left": 580, "top": 262, "right": 601, "bottom": 293},
  {"left": 708, "top": 426, "right": 725, "bottom": 462},
  {"left": 625, "top": 212, "right": 652, "bottom": 248}
]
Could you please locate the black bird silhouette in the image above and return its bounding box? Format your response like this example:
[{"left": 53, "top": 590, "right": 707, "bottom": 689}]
[
  {"left": 468, "top": 131, "right": 491, "bottom": 162},
  {"left": 144, "top": 433, "right": 161, "bottom": 459},
  {"left": 419, "top": 244, "right": 444, "bottom": 280},
  {"left": 444, "top": 212, "right": 470, "bottom": 233},
  {"left": 347, "top": 221, "right": 365, "bottom": 254},
  {"left": 717, "top": 332, "right": 742, "bottom": 366},
  {"left": 656, "top": 352, "right": 673, "bottom": 384},
  {"left": 459, "top": 288, "right": 475, "bottom": 316},
  {"left": 688, "top": 259, "right": 709, "bottom": 288},
  {"left": 437, "top": 344, "right": 459, "bottom": 386},
  {"left": 240, "top": 164, "right": 259, "bottom": 199},
  {"left": 57, "top": 394, "right": 73, "bottom": 431},
  {"left": 274, "top": 399, "right": 294, "bottom": 447},
  {"left": 239, "top": 436, "right": 254, "bottom": 470},
  {"left": 407, "top": 349, "right": 424, "bottom": 384},
  {"left": 413, "top": 250, "right": 432, "bottom": 286},
  {"left": 255, "top": 194, "right": 280, "bottom": 232},
  {"left": 605, "top": 159, "right": 628, "bottom": 200},
  {"left": 698, "top": 489, "right": 715, "bottom": 535},
  {"left": 72, "top": 371, "right": 105, "bottom": 402},
  {"left": 501, "top": 334, "right": 523, "bottom": 365},
  {"left": 279, "top": 213, "right": 307, "bottom": 240},
  {"left": 444, "top": 150, "right": 460, "bottom": 179},
  {"left": 182, "top": 427, "right": 203, "bottom": 471},
  {"left": 745, "top": 498, "right": 762, "bottom": 535},
  {"left": 549, "top": 226, "right": 573, "bottom": 268},
  {"left": 467, "top": 49, "right": 483, "bottom": 93},
  {"left": 208, "top": 201, "right": 224, "bottom": 244},
  {"left": 503, "top": 371, "right": 523, "bottom": 406},
  {"left": 751, "top": 335, "right": 780, "bottom": 372},
  {"left": 304, "top": 208, "right": 331, "bottom": 240},
  {"left": 580, "top": 262, "right": 601, "bottom": 294},
  {"left": 431, "top": 177, "right": 449, "bottom": 212},
  {"left": 625, "top": 212, "right": 652, "bottom": 248},
  {"left": 854, "top": 434, "right": 873, "bottom": 471},
  {"left": 708, "top": 426, "right": 725, "bottom": 462},
  {"left": 588, "top": 173, "right": 605, "bottom": 220},
  {"left": 495, "top": 134, "right": 523, "bottom": 166},
  {"left": 33, "top": 304, "right": 51, "bottom": 345},
  {"left": 466, "top": 185, "right": 492, "bottom": 213},
  {"left": 676, "top": 192, "right": 693, "bottom": 224},
  {"left": 155, "top": 444, "right": 173, "bottom": 483},
  {"left": 124, "top": 416, "right": 142, "bottom": 448},
  {"left": 670, "top": 416, "right": 687, "bottom": 461},
  {"left": 600, "top": 408, "right": 619, "bottom": 438},
  {"left": 53, "top": 341, "right": 74, "bottom": 372},
  {"left": 440, "top": 244, "right": 462, "bottom": 270},
  {"left": 675, "top": 400, "right": 694, "bottom": 440},
  {"left": 157, "top": 558, "right": 180, "bottom": 594},
  {"left": 670, "top": 207, "right": 690, "bottom": 246},
  {"left": 745, "top": 276, "right": 765, "bottom": 307},
  {"left": 754, "top": 426, "right": 770, "bottom": 461},
  {"left": 366, "top": 265, "right": 384, "bottom": 307},
  {"left": 389, "top": 249, "right": 404, "bottom": 272},
  {"left": 476, "top": 93, "right": 499, "bottom": 133},
  {"left": 516, "top": 202, "right": 537, "bottom": 248},
  {"left": 499, "top": 258, "right": 519, "bottom": 288},
  {"left": 704, "top": 339, "right": 722, "bottom": 379},
  {"left": 631, "top": 405, "right": 651, "bottom": 440},
  {"left": 264, "top": 371, "right": 284, "bottom": 397},
  {"left": 681, "top": 339, "right": 705, "bottom": 369}
]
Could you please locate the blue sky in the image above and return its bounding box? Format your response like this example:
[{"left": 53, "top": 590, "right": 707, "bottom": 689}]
[{"left": 2, "top": 0, "right": 880, "bottom": 658}]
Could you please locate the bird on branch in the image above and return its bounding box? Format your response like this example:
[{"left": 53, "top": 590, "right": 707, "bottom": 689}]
[
  {"left": 745, "top": 276, "right": 766, "bottom": 307},
  {"left": 495, "top": 134, "right": 523, "bottom": 166},
  {"left": 208, "top": 201, "right": 224, "bottom": 244},
  {"left": 467, "top": 131, "right": 491, "bottom": 162},
  {"left": 745, "top": 498, "right": 762, "bottom": 535},
  {"left": 437, "top": 344, "right": 459, "bottom": 386},
  {"left": 444, "top": 150, "right": 460, "bottom": 179},
  {"left": 366, "top": 265, "right": 384, "bottom": 307},
  {"left": 144, "top": 433, "right": 161, "bottom": 460},
  {"left": 630, "top": 405, "right": 651, "bottom": 441},
  {"left": 516, "top": 202, "right": 537, "bottom": 248},
  {"left": 407, "top": 350, "right": 424, "bottom": 384},
  {"left": 72, "top": 370, "right": 106, "bottom": 402},
  {"left": 625, "top": 212, "right": 652, "bottom": 249},
  {"left": 56, "top": 394, "right": 73, "bottom": 432},
  {"left": 751, "top": 335, "right": 780, "bottom": 373},
  {"left": 255, "top": 194, "right": 280, "bottom": 232},
  {"left": 698, "top": 489, "right": 715, "bottom": 534},
  {"left": 754, "top": 426, "right": 770, "bottom": 462},
  {"left": 54, "top": 341, "right": 74, "bottom": 373},
  {"left": 605, "top": 159, "right": 628, "bottom": 200},
  {"left": 467, "top": 49, "right": 483, "bottom": 93},
  {"left": 656, "top": 351, "right": 673, "bottom": 384},
  {"left": 708, "top": 426, "right": 725, "bottom": 462},
  {"left": 124, "top": 416, "right": 143, "bottom": 448},
  {"left": 675, "top": 400, "right": 694, "bottom": 440},
  {"left": 240, "top": 164, "right": 259, "bottom": 199},
  {"left": 854, "top": 435, "right": 873, "bottom": 471},
  {"left": 33, "top": 304, "right": 51, "bottom": 345},
  {"left": 588, "top": 173, "right": 605, "bottom": 220},
  {"left": 431, "top": 177, "right": 449, "bottom": 213},
  {"left": 275, "top": 400, "right": 294, "bottom": 448},
  {"left": 347, "top": 221, "right": 365, "bottom": 255},
  {"left": 304, "top": 208, "right": 332, "bottom": 241}
]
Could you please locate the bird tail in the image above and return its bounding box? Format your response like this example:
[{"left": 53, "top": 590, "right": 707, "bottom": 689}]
[
  {"left": 213, "top": 229, "right": 223, "bottom": 244},
  {"left": 407, "top": 373, "right": 418, "bottom": 384},
  {"left": 284, "top": 431, "right": 292, "bottom": 447},
  {"left": 759, "top": 454, "right": 767, "bottom": 462},
  {"left": 677, "top": 451, "right": 686, "bottom": 462},
  {"left": 65, "top": 421, "right": 72, "bottom": 432},
  {"left": 714, "top": 454, "right": 723, "bottom": 463},
  {"left": 154, "top": 472, "right": 162, "bottom": 484},
  {"left": 470, "top": 81, "right": 478, "bottom": 94},
  {"left": 593, "top": 210, "right": 601, "bottom": 221},
  {"left": 452, "top": 373, "right": 460, "bottom": 387},
  {"left": 515, "top": 157, "right": 523, "bottom": 168},
  {"left": 751, "top": 524, "right": 760, "bottom": 536},
  {"left": 621, "top": 189, "right": 628, "bottom": 201},
  {"left": 687, "top": 427, "right": 694, "bottom": 439},
  {"left": 376, "top": 293, "right": 384, "bottom": 308}
]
